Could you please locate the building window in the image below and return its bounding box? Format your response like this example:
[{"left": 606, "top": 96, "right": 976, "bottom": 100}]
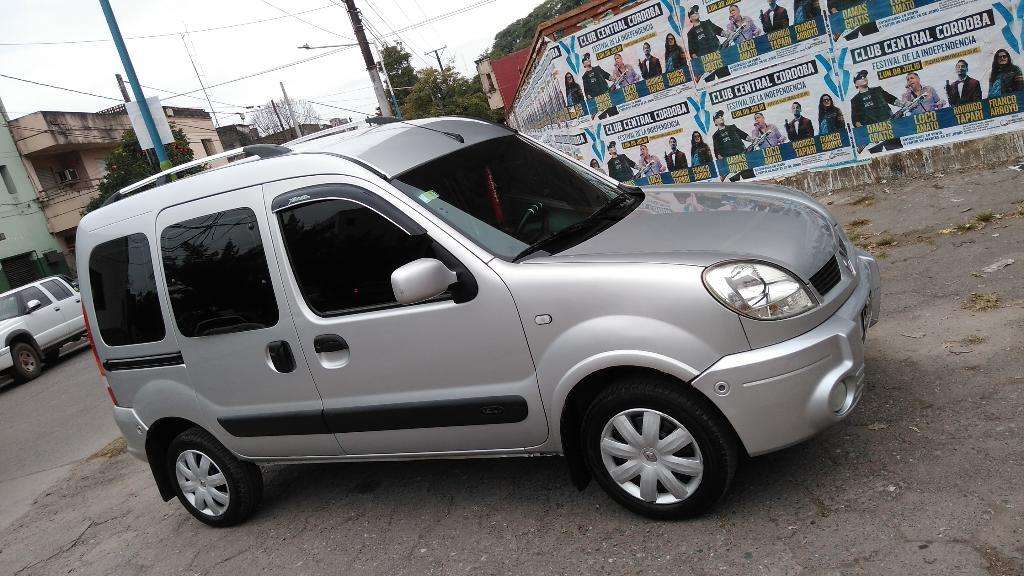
[
  {"left": 1, "top": 165, "right": 18, "bottom": 195},
  {"left": 485, "top": 73, "right": 496, "bottom": 93},
  {"left": 201, "top": 139, "right": 216, "bottom": 156}
]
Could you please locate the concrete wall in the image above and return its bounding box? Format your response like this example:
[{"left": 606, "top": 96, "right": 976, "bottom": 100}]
[
  {"left": 477, "top": 59, "right": 504, "bottom": 110},
  {"left": 775, "top": 131, "right": 1024, "bottom": 196}
]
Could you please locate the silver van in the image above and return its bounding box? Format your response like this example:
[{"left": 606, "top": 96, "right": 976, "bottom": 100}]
[{"left": 77, "top": 117, "right": 880, "bottom": 526}]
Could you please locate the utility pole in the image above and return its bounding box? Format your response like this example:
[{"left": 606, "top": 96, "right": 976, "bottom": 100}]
[
  {"left": 280, "top": 82, "right": 302, "bottom": 138},
  {"left": 97, "top": 0, "right": 171, "bottom": 171},
  {"left": 342, "top": 0, "right": 392, "bottom": 117},
  {"left": 270, "top": 100, "right": 286, "bottom": 132},
  {"left": 115, "top": 74, "right": 131, "bottom": 102},
  {"left": 425, "top": 46, "right": 448, "bottom": 114},
  {"left": 373, "top": 44, "right": 402, "bottom": 119}
]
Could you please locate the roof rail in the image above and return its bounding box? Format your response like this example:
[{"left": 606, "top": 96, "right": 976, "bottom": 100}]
[
  {"left": 101, "top": 144, "right": 292, "bottom": 207},
  {"left": 286, "top": 122, "right": 363, "bottom": 145}
]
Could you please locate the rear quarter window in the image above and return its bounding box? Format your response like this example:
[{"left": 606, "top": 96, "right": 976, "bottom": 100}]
[{"left": 88, "top": 233, "right": 166, "bottom": 346}]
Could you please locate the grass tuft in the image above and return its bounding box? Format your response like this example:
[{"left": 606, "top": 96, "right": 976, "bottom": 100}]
[{"left": 963, "top": 292, "right": 1000, "bottom": 312}]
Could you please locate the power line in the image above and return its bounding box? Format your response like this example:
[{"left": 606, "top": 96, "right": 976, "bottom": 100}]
[
  {"left": 256, "top": 0, "right": 354, "bottom": 41},
  {"left": 164, "top": 45, "right": 353, "bottom": 100},
  {"left": 0, "top": 73, "right": 122, "bottom": 102},
  {"left": 0, "top": 4, "right": 339, "bottom": 46}
]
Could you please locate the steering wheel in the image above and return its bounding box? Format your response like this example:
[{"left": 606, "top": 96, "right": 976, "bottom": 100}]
[{"left": 514, "top": 202, "right": 548, "bottom": 241}]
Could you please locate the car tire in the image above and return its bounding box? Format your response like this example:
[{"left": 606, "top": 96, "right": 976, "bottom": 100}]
[
  {"left": 10, "top": 342, "right": 42, "bottom": 383},
  {"left": 581, "top": 375, "right": 738, "bottom": 519},
  {"left": 166, "top": 427, "right": 263, "bottom": 527}
]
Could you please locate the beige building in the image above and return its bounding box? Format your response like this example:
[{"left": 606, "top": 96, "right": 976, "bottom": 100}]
[{"left": 9, "top": 105, "right": 225, "bottom": 255}]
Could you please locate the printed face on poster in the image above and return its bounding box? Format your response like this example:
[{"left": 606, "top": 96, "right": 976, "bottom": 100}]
[
  {"left": 683, "top": 0, "right": 830, "bottom": 84},
  {"left": 837, "top": 3, "right": 1024, "bottom": 157}
]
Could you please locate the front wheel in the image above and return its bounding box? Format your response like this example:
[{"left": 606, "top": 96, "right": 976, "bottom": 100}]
[
  {"left": 11, "top": 342, "right": 41, "bottom": 382},
  {"left": 166, "top": 427, "right": 262, "bottom": 527},
  {"left": 582, "top": 377, "right": 738, "bottom": 519}
]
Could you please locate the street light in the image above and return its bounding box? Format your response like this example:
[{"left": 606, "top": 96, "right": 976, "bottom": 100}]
[{"left": 299, "top": 40, "right": 403, "bottom": 118}]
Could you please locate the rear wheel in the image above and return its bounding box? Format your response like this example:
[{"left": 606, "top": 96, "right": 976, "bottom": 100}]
[
  {"left": 11, "top": 342, "right": 41, "bottom": 382},
  {"left": 166, "top": 427, "right": 262, "bottom": 527},
  {"left": 582, "top": 376, "right": 738, "bottom": 519}
]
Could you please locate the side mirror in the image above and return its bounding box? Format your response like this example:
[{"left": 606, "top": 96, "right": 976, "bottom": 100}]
[
  {"left": 391, "top": 258, "right": 457, "bottom": 305},
  {"left": 25, "top": 299, "right": 43, "bottom": 313}
]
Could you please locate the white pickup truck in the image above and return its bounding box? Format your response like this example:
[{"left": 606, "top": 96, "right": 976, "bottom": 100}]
[{"left": 0, "top": 276, "right": 86, "bottom": 382}]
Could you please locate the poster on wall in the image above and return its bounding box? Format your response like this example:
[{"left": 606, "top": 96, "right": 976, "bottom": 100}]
[
  {"left": 565, "top": 99, "right": 721, "bottom": 184},
  {"left": 514, "top": 44, "right": 570, "bottom": 132},
  {"left": 544, "top": 0, "right": 696, "bottom": 122},
  {"left": 687, "top": 53, "right": 856, "bottom": 181},
  {"left": 682, "top": 0, "right": 831, "bottom": 85},
  {"left": 837, "top": 3, "right": 1024, "bottom": 157}
]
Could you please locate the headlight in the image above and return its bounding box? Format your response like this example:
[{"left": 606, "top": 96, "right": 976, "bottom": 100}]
[{"left": 703, "top": 261, "right": 817, "bottom": 320}]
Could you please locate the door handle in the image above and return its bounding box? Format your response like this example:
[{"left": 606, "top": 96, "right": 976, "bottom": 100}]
[
  {"left": 267, "top": 340, "right": 296, "bottom": 373},
  {"left": 54, "top": 307, "right": 60, "bottom": 311},
  {"left": 313, "top": 334, "right": 349, "bottom": 354}
]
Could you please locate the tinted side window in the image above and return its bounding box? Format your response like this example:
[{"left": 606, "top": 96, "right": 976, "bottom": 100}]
[
  {"left": 88, "top": 234, "right": 166, "bottom": 346},
  {"left": 278, "top": 199, "right": 433, "bottom": 315},
  {"left": 19, "top": 286, "right": 52, "bottom": 307},
  {"left": 41, "top": 279, "right": 74, "bottom": 300},
  {"left": 161, "top": 207, "right": 279, "bottom": 337}
]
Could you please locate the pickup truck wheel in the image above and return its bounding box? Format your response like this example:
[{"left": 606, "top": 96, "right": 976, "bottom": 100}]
[
  {"left": 11, "top": 343, "right": 42, "bottom": 383},
  {"left": 166, "top": 427, "right": 262, "bottom": 527},
  {"left": 582, "top": 377, "right": 738, "bottom": 519}
]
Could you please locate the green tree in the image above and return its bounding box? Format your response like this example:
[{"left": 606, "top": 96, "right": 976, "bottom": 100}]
[
  {"left": 400, "top": 67, "right": 499, "bottom": 122},
  {"left": 380, "top": 43, "right": 418, "bottom": 109},
  {"left": 488, "top": 0, "right": 586, "bottom": 58},
  {"left": 84, "top": 127, "right": 200, "bottom": 213}
]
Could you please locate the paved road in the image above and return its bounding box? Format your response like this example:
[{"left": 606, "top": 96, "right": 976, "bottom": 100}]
[
  {"left": 0, "top": 166, "right": 1021, "bottom": 575},
  {"left": 0, "top": 344, "right": 116, "bottom": 532}
]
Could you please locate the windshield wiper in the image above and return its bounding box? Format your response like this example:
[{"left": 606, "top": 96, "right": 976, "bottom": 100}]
[{"left": 513, "top": 190, "right": 642, "bottom": 262}]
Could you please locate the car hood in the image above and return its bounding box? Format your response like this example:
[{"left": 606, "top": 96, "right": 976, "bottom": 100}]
[{"left": 536, "top": 184, "right": 837, "bottom": 279}]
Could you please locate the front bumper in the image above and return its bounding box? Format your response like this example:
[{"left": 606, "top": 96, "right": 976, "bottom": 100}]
[
  {"left": 692, "top": 251, "right": 880, "bottom": 456},
  {"left": 112, "top": 406, "right": 149, "bottom": 461}
]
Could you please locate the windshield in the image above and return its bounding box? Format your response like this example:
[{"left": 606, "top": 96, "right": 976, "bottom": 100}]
[
  {"left": 392, "top": 135, "right": 639, "bottom": 260},
  {"left": 0, "top": 293, "right": 21, "bottom": 322}
]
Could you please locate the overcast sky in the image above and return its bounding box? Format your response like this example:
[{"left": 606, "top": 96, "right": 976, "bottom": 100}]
[{"left": 0, "top": 0, "right": 538, "bottom": 126}]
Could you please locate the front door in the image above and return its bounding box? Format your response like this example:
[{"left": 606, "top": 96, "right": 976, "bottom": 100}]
[
  {"left": 17, "top": 285, "right": 64, "bottom": 348},
  {"left": 263, "top": 176, "right": 548, "bottom": 455},
  {"left": 155, "top": 185, "right": 339, "bottom": 458}
]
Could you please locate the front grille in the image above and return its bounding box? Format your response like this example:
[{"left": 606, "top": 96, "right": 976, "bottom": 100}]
[{"left": 809, "top": 255, "right": 841, "bottom": 296}]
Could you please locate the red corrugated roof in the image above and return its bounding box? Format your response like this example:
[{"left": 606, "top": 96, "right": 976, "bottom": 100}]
[{"left": 490, "top": 48, "right": 532, "bottom": 109}]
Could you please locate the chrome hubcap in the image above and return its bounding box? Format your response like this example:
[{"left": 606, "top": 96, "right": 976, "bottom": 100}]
[
  {"left": 18, "top": 351, "right": 36, "bottom": 372},
  {"left": 174, "top": 450, "right": 229, "bottom": 516},
  {"left": 599, "top": 408, "right": 704, "bottom": 504}
]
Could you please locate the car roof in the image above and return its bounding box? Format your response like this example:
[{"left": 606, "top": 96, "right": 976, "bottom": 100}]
[
  {"left": 0, "top": 276, "right": 66, "bottom": 298},
  {"left": 288, "top": 116, "right": 513, "bottom": 176},
  {"left": 77, "top": 116, "right": 513, "bottom": 235}
]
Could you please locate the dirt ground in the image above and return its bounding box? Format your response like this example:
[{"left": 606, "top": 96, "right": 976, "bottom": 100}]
[{"left": 1, "top": 165, "right": 1022, "bottom": 576}]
